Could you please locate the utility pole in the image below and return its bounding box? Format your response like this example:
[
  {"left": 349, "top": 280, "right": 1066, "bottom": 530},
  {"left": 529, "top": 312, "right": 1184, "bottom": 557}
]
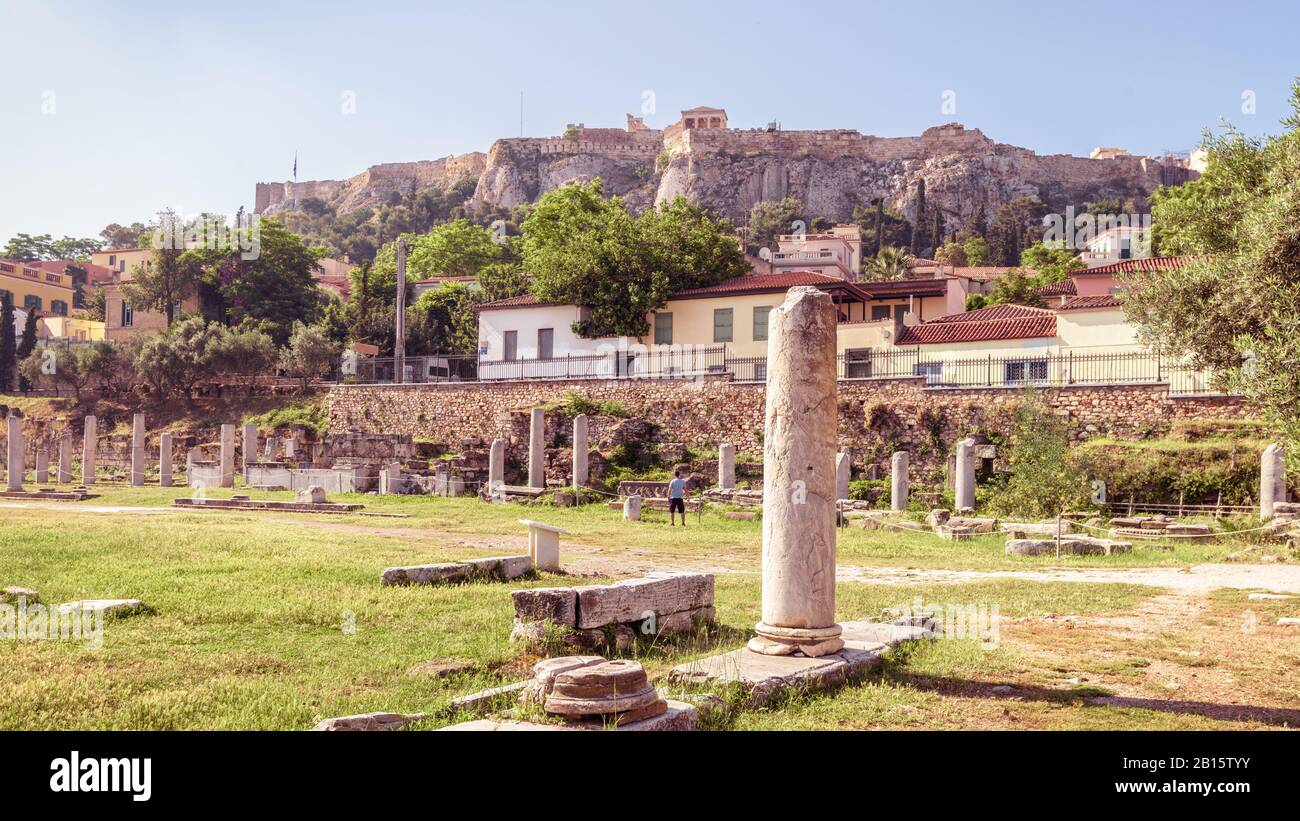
[{"left": 394, "top": 236, "right": 407, "bottom": 384}]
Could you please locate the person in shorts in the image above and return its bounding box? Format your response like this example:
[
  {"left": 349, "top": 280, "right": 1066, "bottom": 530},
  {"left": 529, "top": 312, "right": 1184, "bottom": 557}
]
[{"left": 668, "top": 468, "right": 687, "bottom": 526}]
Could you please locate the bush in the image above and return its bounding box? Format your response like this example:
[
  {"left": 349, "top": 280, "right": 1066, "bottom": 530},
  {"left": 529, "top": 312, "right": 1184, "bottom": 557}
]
[{"left": 987, "top": 395, "right": 1092, "bottom": 518}]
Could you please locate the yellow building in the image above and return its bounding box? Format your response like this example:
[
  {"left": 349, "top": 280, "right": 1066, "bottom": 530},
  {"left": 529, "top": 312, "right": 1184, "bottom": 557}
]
[
  {"left": 91, "top": 248, "right": 152, "bottom": 276},
  {"left": 38, "top": 315, "right": 107, "bottom": 342},
  {"left": 0, "top": 258, "right": 76, "bottom": 316}
]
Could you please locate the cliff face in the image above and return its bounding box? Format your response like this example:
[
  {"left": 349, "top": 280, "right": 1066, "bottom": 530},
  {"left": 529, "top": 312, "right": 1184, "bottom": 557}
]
[{"left": 257, "top": 123, "right": 1191, "bottom": 230}]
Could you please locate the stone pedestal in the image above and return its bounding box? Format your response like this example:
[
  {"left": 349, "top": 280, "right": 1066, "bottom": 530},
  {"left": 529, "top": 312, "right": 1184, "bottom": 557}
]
[
  {"left": 835, "top": 451, "right": 850, "bottom": 501},
  {"left": 528, "top": 408, "right": 545, "bottom": 489},
  {"left": 58, "top": 432, "right": 72, "bottom": 483},
  {"left": 219, "top": 424, "right": 236, "bottom": 488},
  {"left": 130, "top": 413, "right": 146, "bottom": 486},
  {"left": 521, "top": 519, "right": 566, "bottom": 572},
  {"left": 35, "top": 452, "right": 49, "bottom": 484},
  {"left": 623, "top": 494, "right": 642, "bottom": 521},
  {"left": 242, "top": 423, "right": 257, "bottom": 476},
  {"left": 81, "top": 415, "right": 97, "bottom": 485},
  {"left": 718, "top": 443, "right": 735, "bottom": 490},
  {"left": 159, "top": 432, "right": 173, "bottom": 487},
  {"left": 6, "top": 416, "right": 23, "bottom": 491},
  {"left": 890, "top": 451, "right": 909, "bottom": 511},
  {"left": 572, "top": 414, "right": 588, "bottom": 489},
  {"left": 1260, "top": 443, "right": 1286, "bottom": 520},
  {"left": 954, "top": 437, "right": 976, "bottom": 511},
  {"left": 488, "top": 438, "right": 505, "bottom": 500},
  {"left": 749, "top": 287, "right": 842, "bottom": 658}
]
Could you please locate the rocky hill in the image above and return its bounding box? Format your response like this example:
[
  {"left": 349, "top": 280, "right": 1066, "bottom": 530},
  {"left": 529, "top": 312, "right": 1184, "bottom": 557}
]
[{"left": 255, "top": 111, "right": 1195, "bottom": 231}]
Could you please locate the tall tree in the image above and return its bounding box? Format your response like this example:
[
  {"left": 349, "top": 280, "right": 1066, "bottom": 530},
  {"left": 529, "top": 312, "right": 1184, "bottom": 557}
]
[
  {"left": 874, "top": 199, "right": 884, "bottom": 254},
  {"left": 745, "top": 197, "right": 804, "bottom": 255},
  {"left": 406, "top": 218, "right": 502, "bottom": 278},
  {"left": 121, "top": 209, "right": 202, "bottom": 326},
  {"left": 910, "top": 179, "right": 927, "bottom": 257},
  {"left": 16, "top": 309, "right": 38, "bottom": 393},
  {"left": 1124, "top": 78, "right": 1300, "bottom": 448},
  {"left": 0, "top": 294, "right": 15, "bottom": 393}
]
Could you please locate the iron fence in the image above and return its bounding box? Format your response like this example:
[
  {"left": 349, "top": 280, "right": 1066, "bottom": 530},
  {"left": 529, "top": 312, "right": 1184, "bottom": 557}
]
[{"left": 337, "top": 347, "right": 1234, "bottom": 396}]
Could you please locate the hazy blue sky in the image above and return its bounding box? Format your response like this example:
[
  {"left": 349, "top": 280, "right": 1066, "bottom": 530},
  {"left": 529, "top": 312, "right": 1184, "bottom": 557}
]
[{"left": 2, "top": 0, "right": 1298, "bottom": 242}]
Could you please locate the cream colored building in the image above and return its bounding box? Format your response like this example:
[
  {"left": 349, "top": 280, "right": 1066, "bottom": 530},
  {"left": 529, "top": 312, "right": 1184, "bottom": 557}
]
[{"left": 0, "top": 258, "right": 76, "bottom": 316}]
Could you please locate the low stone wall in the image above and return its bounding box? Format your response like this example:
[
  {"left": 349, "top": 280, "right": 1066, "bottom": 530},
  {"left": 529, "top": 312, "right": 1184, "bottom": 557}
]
[{"left": 327, "top": 378, "right": 1250, "bottom": 479}]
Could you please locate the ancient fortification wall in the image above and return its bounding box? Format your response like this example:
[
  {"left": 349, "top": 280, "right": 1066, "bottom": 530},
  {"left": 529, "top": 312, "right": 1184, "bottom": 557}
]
[{"left": 328, "top": 379, "right": 1248, "bottom": 479}]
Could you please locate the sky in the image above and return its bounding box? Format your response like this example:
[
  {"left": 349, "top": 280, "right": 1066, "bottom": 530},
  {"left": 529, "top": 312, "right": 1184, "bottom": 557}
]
[{"left": 1, "top": 0, "right": 1298, "bottom": 243}]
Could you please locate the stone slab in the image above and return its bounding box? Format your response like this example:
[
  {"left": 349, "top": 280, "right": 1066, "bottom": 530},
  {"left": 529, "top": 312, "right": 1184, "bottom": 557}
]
[
  {"left": 173, "top": 498, "right": 362, "bottom": 514},
  {"left": 436, "top": 700, "right": 698, "bottom": 732},
  {"left": 381, "top": 563, "right": 472, "bottom": 586},
  {"left": 460, "top": 555, "right": 535, "bottom": 581},
  {"left": 448, "top": 681, "right": 531, "bottom": 715},
  {"left": 511, "top": 587, "right": 578, "bottom": 627},
  {"left": 0, "top": 489, "right": 94, "bottom": 501},
  {"left": 312, "top": 711, "right": 427, "bottom": 731},
  {"left": 572, "top": 572, "right": 714, "bottom": 630},
  {"left": 56, "top": 599, "right": 146, "bottom": 617}
]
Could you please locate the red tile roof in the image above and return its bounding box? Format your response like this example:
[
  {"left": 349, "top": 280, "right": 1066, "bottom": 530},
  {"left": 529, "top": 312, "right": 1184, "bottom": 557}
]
[
  {"left": 1078, "top": 256, "right": 1200, "bottom": 275},
  {"left": 929, "top": 303, "right": 1053, "bottom": 323},
  {"left": 672, "top": 271, "right": 869, "bottom": 300},
  {"left": 474, "top": 293, "right": 562, "bottom": 311},
  {"left": 25, "top": 259, "right": 116, "bottom": 286},
  {"left": 897, "top": 304, "right": 1056, "bottom": 345},
  {"left": 858, "top": 277, "right": 948, "bottom": 298},
  {"left": 1055, "top": 295, "right": 1124, "bottom": 311},
  {"left": 1038, "top": 278, "right": 1077, "bottom": 296}
]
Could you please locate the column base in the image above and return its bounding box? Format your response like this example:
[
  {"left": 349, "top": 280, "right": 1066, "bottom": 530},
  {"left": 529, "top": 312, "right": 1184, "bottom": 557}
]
[{"left": 748, "top": 622, "right": 844, "bottom": 657}]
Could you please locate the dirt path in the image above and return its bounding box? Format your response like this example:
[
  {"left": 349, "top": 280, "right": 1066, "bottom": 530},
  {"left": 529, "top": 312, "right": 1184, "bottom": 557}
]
[{"left": 838, "top": 563, "right": 1300, "bottom": 594}]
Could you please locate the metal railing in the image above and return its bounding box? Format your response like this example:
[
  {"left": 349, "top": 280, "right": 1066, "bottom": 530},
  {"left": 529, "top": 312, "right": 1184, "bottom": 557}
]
[{"left": 336, "top": 348, "right": 1233, "bottom": 396}]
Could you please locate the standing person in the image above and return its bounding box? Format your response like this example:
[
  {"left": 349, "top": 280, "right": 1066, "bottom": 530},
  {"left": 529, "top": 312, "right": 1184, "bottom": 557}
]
[{"left": 668, "top": 468, "right": 687, "bottom": 527}]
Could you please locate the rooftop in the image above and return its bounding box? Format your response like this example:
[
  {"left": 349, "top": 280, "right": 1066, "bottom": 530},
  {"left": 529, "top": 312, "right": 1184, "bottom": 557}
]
[
  {"left": 1079, "top": 255, "right": 1198, "bottom": 275},
  {"left": 897, "top": 303, "right": 1056, "bottom": 345},
  {"left": 1055, "top": 295, "right": 1124, "bottom": 311}
]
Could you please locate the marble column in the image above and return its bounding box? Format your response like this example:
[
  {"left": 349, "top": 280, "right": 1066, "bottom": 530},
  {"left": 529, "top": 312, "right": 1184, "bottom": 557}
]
[
  {"left": 749, "top": 287, "right": 843, "bottom": 658},
  {"left": 890, "top": 451, "right": 909, "bottom": 512},
  {"left": 1260, "top": 443, "right": 1286, "bottom": 520},
  {"left": 572, "top": 413, "right": 588, "bottom": 489},
  {"left": 219, "top": 424, "right": 235, "bottom": 488},
  {"left": 488, "top": 438, "right": 505, "bottom": 500},
  {"left": 130, "top": 413, "right": 145, "bottom": 486},
  {"left": 58, "top": 432, "right": 72, "bottom": 483},
  {"left": 6, "top": 415, "right": 23, "bottom": 491},
  {"left": 35, "top": 451, "right": 49, "bottom": 484},
  {"left": 835, "top": 451, "right": 850, "bottom": 500},
  {"left": 718, "top": 443, "right": 735, "bottom": 491},
  {"left": 528, "top": 408, "right": 545, "bottom": 489},
  {"left": 81, "top": 415, "right": 97, "bottom": 485},
  {"left": 159, "top": 432, "right": 173, "bottom": 488},
  {"left": 954, "top": 437, "right": 976, "bottom": 511}
]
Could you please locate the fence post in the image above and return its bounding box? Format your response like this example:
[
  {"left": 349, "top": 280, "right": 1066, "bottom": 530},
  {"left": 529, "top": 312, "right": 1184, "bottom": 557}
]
[
  {"left": 1067, "top": 350, "right": 1073, "bottom": 385},
  {"left": 986, "top": 354, "right": 992, "bottom": 386}
]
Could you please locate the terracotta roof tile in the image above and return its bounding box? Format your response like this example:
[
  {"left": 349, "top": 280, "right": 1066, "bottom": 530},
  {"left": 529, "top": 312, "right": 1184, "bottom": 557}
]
[
  {"left": 1055, "top": 295, "right": 1123, "bottom": 311},
  {"left": 473, "top": 293, "right": 559, "bottom": 311},
  {"left": 1079, "top": 256, "right": 1203, "bottom": 275},
  {"left": 929, "top": 303, "right": 1053, "bottom": 324},
  {"left": 672, "top": 271, "right": 860, "bottom": 298},
  {"left": 1038, "top": 279, "right": 1077, "bottom": 296},
  {"left": 897, "top": 315, "right": 1056, "bottom": 345}
]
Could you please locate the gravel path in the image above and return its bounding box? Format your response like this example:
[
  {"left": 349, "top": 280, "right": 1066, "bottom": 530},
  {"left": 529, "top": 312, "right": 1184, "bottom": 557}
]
[{"left": 837, "top": 563, "right": 1300, "bottom": 594}]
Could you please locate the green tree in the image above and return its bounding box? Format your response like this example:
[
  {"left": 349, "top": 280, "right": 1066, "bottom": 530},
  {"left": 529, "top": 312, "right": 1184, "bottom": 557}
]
[
  {"left": 121, "top": 209, "right": 203, "bottom": 325},
  {"left": 16, "top": 309, "right": 38, "bottom": 393},
  {"left": 279, "top": 321, "right": 338, "bottom": 392},
  {"left": 982, "top": 269, "right": 1047, "bottom": 308},
  {"left": 990, "top": 394, "right": 1092, "bottom": 518},
  {"left": 862, "top": 247, "right": 913, "bottom": 280},
  {"left": 934, "top": 240, "right": 968, "bottom": 267},
  {"left": 99, "top": 222, "right": 148, "bottom": 248},
  {"left": 477, "top": 262, "right": 530, "bottom": 303},
  {"left": 963, "top": 234, "right": 989, "bottom": 266},
  {"left": 910, "top": 179, "right": 927, "bottom": 257},
  {"left": 745, "top": 197, "right": 804, "bottom": 255},
  {"left": 406, "top": 218, "right": 501, "bottom": 278},
  {"left": 1124, "top": 78, "right": 1300, "bottom": 448},
  {"left": 523, "top": 181, "right": 744, "bottom": 337},
  {"left": 210, "top": 324, "right": 278, "bottom": 397},
  {"left": 0, "top": 294, "right": 15, "bottom": 392},
  {"left": 408, "top": 283, "right": 482, "bottom": 355},
  {"left": 83, "top": 285, "right": 106, "bottom": 322},
  {"left": 1019, "top": 242, "right": 1085, "bottom": 281},
  {"left": 853, "top": 200, "right": 911, "bottom": 252},
  {"left": 132, "top": 317, "right": 223, "bottom": 400}
]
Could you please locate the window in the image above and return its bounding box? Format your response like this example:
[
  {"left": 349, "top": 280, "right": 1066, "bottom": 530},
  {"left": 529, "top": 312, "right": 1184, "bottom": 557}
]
[
  {"left": 713, "top": 308, "right": 733, "bottom": 343},
  {"left": 51, "top": 299, "right": 68, "bottom": 316},
  {"left": 871, "top": 305, "right": 892, "bottom": 321},
  {"left": 23, "top": 294, "right": 41, "bottom": 311},
  {"left": 537, "top": 328, "right": 554, "bottom": 360},
  {"left": 121, "top": 301, "right": 134, "bottom": 327},
  {"left": 1005, "top": 359, "right": 1048, "bottom": 384},
  {"left": 914, "top": 361, "right": 944, "bottom": 385},
  {"left": 654, "top": 312, "right": 673, "bottom": 345},
  {"left": 503, "top": 330, "right": 518, "bottom": 361},
  {"left": 0, "top": 289, "right": 11, "bottom": 305},
  {"left": 844, "top": 348, "right": 872, "bottom": 379},
  {"left": 108, "top": 255, "right": 116, "bottom": 267},
  {"left": 752, "top": 305, "right": 772, "bottom": 341}
]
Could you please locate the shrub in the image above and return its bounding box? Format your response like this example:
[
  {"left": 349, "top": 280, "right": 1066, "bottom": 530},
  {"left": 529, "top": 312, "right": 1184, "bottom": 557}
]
[{"left": 988, "top": 394, "right": 1092, "bottom": 518}]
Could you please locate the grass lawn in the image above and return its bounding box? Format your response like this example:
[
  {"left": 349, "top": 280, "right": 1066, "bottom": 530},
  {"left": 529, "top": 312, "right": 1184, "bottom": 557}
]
[{"left": 1, "top": 489, "right": 1294, "bottom": 730}]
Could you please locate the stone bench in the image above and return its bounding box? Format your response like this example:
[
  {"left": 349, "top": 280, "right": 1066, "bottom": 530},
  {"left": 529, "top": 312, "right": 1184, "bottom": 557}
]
[
  {"left": 381, "top": 555, "right": 534, "bottom": 586},
  {"left": 1005, "top": 537, "right": 1132, "bottom": 556}
]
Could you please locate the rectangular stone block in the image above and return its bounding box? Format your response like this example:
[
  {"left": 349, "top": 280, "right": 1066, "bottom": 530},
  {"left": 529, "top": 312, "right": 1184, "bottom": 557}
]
[
  {"left": 511, "top": 587, "right": 577, "bottom": 627},
  {"left": 381, "top": 563, "right": 471, "bottom": 586},
  {"left": 573, "top": 572, "right": 714, "bottom": 630},
  {"left": 462, "top": 555, "right": 534, "bottom": 581}
]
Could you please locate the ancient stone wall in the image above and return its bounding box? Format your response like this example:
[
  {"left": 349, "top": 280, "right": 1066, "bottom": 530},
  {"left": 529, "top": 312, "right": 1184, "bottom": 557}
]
[{"left": 328, "top": 379, "right": 1250, "bottom": 480}]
